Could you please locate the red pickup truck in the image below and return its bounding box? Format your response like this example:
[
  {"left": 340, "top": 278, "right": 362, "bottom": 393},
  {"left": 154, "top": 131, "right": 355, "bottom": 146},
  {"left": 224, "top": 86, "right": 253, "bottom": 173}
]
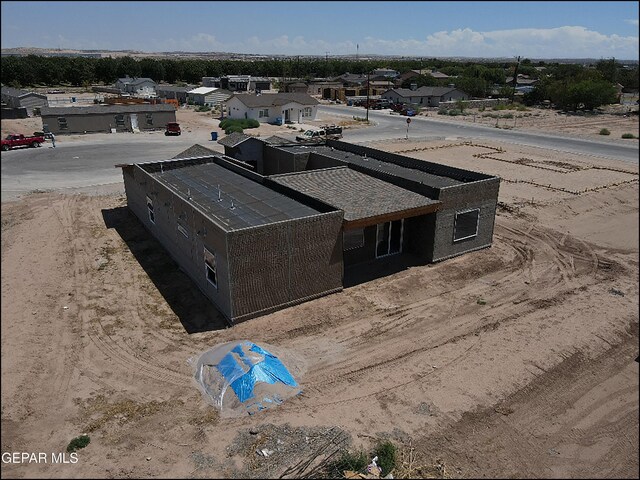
[{"left": 2, "top": 134, "right": 46, "bottom": 151}]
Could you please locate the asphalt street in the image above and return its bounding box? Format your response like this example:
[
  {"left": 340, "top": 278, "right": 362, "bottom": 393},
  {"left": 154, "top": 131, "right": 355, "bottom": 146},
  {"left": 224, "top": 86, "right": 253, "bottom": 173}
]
[{"left": 2, "top": 109, "right": 638, "bottom": 201}]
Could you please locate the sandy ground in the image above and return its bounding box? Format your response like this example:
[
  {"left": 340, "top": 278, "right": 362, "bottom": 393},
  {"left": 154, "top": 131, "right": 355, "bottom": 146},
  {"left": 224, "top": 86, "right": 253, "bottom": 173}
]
[{"left": 1, "top": 107, "right": 639, "bottom": 478}]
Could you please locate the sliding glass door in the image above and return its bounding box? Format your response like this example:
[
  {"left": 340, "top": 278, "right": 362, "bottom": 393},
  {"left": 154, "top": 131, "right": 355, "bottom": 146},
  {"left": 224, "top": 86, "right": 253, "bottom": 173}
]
[{"left": 376, "top": 219, "right": 403, "bottom": 258}]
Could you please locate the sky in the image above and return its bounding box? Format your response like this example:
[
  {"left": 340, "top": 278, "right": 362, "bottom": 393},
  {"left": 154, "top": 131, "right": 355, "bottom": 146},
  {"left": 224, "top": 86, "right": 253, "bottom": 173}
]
[{"left": 1, "top": 1, "right": 638, "bottom": 59}]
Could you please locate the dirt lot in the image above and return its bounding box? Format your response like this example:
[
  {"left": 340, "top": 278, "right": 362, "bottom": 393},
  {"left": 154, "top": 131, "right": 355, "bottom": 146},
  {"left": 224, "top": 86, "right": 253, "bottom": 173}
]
[{"left": 1, "top": 108, "right": 638, "bottom": 478}]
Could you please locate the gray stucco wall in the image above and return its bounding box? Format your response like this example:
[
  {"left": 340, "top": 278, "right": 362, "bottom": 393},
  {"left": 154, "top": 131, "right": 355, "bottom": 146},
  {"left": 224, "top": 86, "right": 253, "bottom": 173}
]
[{"left": 227, "top": 212, "right": 344, "bottom": 322}]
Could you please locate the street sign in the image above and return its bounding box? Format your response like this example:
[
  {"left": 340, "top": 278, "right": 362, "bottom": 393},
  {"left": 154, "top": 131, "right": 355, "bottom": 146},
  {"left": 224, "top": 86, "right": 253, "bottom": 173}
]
[{"left": 406, "top": 117, "right": 411, "bottom": 124}]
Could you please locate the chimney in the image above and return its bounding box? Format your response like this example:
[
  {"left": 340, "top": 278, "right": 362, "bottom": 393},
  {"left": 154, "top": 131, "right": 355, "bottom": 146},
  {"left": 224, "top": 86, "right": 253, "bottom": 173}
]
[{"left": 410, "top": 83, "right": 417, "bottom": 91}]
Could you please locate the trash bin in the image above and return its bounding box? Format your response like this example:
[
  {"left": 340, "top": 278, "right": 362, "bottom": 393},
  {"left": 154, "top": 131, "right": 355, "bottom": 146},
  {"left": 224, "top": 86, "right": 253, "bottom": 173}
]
[
  {"left": 211, "top": 131, "right": 218, "bottom": 141},
  {"left": 275, "top": 117, "right": 283, "bottom": 126},
  {"left": 71, "top": 97, "right": 76, "bottom": 103},
  {"left": 347, "top": 100, "right": 353, "bottom": 106}
]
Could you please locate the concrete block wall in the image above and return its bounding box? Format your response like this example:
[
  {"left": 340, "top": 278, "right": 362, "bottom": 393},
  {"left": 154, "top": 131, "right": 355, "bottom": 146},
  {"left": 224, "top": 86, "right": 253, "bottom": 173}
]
[
  {"left": 227, "top": 211, "right": 344, "bottom": 322},
  {"left": 122, "top": 166, "right": 234, "bottom": 320}
]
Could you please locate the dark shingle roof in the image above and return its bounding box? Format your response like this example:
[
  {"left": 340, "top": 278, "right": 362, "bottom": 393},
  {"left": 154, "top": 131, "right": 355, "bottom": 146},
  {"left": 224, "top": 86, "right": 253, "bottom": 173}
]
[
  {"left": 217, "top": 132, "right": 252, "bottom": 148},
  {"left": 173, "top": 144, "right": 219, "bottom": 159},
  {"left": 229, "top": 93, "right": 319, "bottom": 108},
  {"left": 1, "top": 86, "right": 46, "bottom": 98},
  {"left": 385, "top": 86, "right": 457, "bottom": 98},
  {"left": 270, "top": 167, "right": 440, "bottom": 223},
  {"left": 40, "top": 104, "right": 175, "bottom": 116}
]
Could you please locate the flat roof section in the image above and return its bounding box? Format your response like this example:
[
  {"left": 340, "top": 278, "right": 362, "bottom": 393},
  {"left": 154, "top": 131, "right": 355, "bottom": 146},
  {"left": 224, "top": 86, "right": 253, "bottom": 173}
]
[
  {"left": 151, "top": 162, "right": 322, "bottom": 231},
  {"left": 270, "top": 167, "right": 441, "bottom": 229}
]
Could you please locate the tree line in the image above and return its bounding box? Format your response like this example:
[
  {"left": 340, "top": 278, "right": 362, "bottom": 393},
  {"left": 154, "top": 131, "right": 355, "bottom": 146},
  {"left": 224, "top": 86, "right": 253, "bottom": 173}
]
[{"left": 1, "top": 55, "right": 636, "bottom": 111}]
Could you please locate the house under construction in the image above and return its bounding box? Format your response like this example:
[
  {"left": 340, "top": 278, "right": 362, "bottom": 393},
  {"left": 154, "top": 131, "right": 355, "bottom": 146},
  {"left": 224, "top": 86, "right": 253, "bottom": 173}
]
[{"left": 119, "top": 137, "right": 500, "bottom": 324}]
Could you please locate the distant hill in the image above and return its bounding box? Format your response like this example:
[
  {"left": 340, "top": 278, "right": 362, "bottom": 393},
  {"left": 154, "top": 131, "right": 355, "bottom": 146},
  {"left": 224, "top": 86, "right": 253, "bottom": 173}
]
[{"left": 1, "top": 47, "right": 637, "bottom": 65}]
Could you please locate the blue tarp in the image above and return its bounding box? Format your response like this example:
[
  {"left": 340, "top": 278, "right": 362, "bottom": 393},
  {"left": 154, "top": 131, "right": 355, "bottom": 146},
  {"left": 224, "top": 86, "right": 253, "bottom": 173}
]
[{"left": 216, "top": 341, "right": 298, "bottom": 404}]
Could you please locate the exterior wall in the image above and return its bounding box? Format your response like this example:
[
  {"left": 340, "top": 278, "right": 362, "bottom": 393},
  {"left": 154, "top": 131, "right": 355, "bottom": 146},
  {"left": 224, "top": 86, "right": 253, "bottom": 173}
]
[
  {"left": 226, "top": 212, "right": 344, "bottom": 322},
  {"left": 438, "top": 98, "right": 508, "bottom": 110},
  {"left": 41, "top": 110, "right": 177, "bottom": 135},
  {"left": 263, "top": 146, "right": 311, "bottom": 175},
  {"left": 224, "top": 138, "right": 264, "bottom": 164},
  {"left": 157, "top": 88, "right": 189, "bottom": 103},
  {"left": 343, "top": 225, "right": 377, "bottom": 266},
  {"left": 122, "top": 166, "right": 234, "bottom": 321},
  {"left": 226, "top": 97, "right": 317, "bottom": 124},
  {"left": 429, "top": 178, "right": 500, "bottom": 262},
  {"left": 437, "top": 90, "right": 468, "bottom": 104},
  {"left": 1, "top": 107, "right": 28, "bottom": 119},
  {"left": 1, "top": 93, "right": 48, "bottom": 113},
  {"left": 18, "top": 94, "right": 49, "bottom": 114}
]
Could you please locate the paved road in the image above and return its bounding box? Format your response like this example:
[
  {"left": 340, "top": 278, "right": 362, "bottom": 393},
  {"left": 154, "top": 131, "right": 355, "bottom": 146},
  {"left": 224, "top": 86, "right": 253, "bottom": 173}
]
[
  {"left": 2, "top": 111, "right": 637, "bottom": 201},
  {"left": 318, "top": 105, "right": 640, "bottom": 164},
  {"left": 1, "top": 135, "right": 220, "bottom": 201}
]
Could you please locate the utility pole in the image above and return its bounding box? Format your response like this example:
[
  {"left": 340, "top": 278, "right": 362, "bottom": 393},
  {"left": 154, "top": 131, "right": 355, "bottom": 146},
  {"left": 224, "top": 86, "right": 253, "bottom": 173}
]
[
  {"left": 366, "top": 70, "right": 370, "bottom": 122},
  {"left": 325, "top": 51, "right": 330, "bottom": 77},
  {"left": 510, "top": 55, "right": 521, "bottom": 104}
]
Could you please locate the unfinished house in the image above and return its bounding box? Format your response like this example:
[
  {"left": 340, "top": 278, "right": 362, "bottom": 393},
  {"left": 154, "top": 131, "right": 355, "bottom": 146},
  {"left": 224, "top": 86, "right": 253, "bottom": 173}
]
[{"left": 119, "top": 139, "right": 499, "bottom": 324}]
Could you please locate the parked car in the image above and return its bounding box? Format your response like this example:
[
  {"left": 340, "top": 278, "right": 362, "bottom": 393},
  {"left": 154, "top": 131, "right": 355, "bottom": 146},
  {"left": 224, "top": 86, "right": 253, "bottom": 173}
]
[
  {"left": 2, "top": 133, "right": 46, "bottom": 151},
  {"left": 165, "top": 122, "right": 181, "bottom": 136}
]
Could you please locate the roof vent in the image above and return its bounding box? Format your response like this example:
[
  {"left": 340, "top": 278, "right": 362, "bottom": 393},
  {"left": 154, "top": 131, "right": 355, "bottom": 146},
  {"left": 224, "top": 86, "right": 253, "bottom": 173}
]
[
  {"left": 187, "top": 188, "right": 192, "bottom": 200},
  {"left": 217, "top": 184, "right": 223, "bottom": 202},
  {"left": 230, "top": 199, "right": 236, "bottom": 210}
]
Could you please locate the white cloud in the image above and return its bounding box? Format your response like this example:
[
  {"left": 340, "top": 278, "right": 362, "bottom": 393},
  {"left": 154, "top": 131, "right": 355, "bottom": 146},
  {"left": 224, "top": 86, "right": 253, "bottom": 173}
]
[
  {"left": 625, "top": 18, "right": 639, "bottom": 26},
  {"left": 153, "top": 26, "right": 638, "bottom": 59}
]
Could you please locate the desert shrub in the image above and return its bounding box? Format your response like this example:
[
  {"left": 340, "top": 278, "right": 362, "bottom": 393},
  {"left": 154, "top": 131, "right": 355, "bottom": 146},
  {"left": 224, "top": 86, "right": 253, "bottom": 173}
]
[
  {"left": 219, "top": 119, "right": 259, "bottom": 130},
  {"left": 196, "top": 105, "right": 211, "bottom": 112},
  {"left": 325, "top": 449, "right": 368, "bottom": 478},
  {"left": 67, "top": 435, "right": 90, "bottom": 453},
  {"left": 599, "top": 128, "right": 611, "bottom": 135},
  {"left": 502, "top": 113, "right": 514, "bottom": 119},
  {"left": 437, "top": 108, "right": 447, "bottom": 115},
  {"left": 373, "top": 441, "right": 397, "bottom": 477},
  {"left": 448, "top": 110, "right": 460, "bottom": 116},
  {"left": 224, "top": 125, "right": 244, "bottom": 134},
  {"left": 621, "top": 133, "right": 635, "bottom": 139}
]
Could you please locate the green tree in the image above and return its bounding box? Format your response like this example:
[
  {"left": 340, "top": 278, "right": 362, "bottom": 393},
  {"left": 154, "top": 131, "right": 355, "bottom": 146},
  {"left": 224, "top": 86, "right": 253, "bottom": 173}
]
[{"left": 116, "top": 56, "right": 141, "bottom": 79}]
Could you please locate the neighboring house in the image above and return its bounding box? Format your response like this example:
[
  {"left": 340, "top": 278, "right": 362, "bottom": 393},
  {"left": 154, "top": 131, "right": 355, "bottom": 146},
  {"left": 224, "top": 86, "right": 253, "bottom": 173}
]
[
  {"left": 1, "top": 86, "right": 48, "bottom": 115},
  {"left": 202, "top": 77, "right": 221, "bottom": 88},
  {"left": 249, "top": 77, "right": 272, "bottom": 92},
  {"left": 115, "top": 77, "right": 157, "bottom": 97},
  {"left": 372, "top": 68, "right": 400, "bottom": 78},
  {"left": 225, "top": 93, "right": 319, "bottom": 124},
  {"left": 367, "top": 80, "right": 396, "bottom": 96},
  {"left": 218, "top": 76, "right": 272, "bottom": 92},
  {"left": 395, "top": 69, "right": 452, "bottom": 86},
  {"left": 156, "top": 85, "right": 193, "bottom": 104},
  {"left": 381, "top": 86, "right": 469, "bottom": 106},
  {"left": 118, "top": 138, "right": 499, "bottom": 324},
  {"left": 221, "top": 75, "right": 250, "bottom": 92},
  {"left": 282, "top": 82, "right": 308, "bottom": 93},
  {"left": 505, "top": 75, "right": 538, "bottom": 87},
  {"left": 306, "top": 80, "right": 344, "bottom": 99},
  {"left": 40, "top": 104, "right": 176, "bottom": 135},
  {"left": 187, "top": 87, "right": 233, "bottom": 107}
]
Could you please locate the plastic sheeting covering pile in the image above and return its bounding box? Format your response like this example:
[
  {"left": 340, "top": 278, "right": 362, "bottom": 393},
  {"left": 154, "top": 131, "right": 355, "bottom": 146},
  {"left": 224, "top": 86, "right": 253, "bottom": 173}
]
[{"left": 192, "top": 340, "right": 302, "bottom": 416}]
